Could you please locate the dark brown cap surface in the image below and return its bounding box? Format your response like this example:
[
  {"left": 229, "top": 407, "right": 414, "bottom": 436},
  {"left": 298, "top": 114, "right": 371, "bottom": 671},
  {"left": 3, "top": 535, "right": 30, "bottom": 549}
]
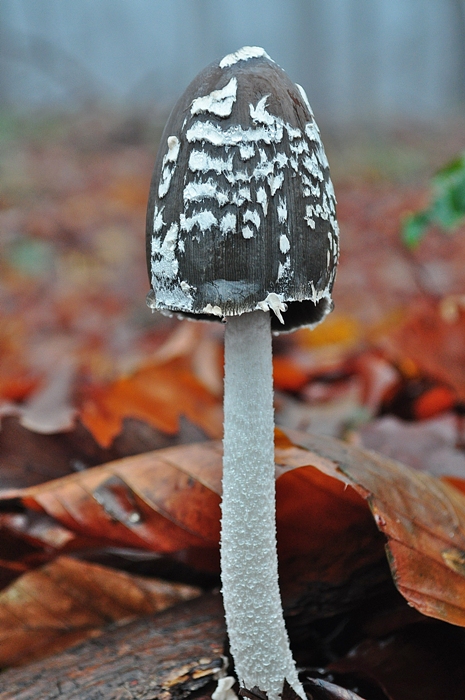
[{"left": 146, "top": 46, "right": 338, "bottom": 332}]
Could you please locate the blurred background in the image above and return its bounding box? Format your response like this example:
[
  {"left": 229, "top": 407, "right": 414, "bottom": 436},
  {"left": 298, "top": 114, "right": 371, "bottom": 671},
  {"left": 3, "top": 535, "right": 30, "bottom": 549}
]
[
  {"left": 1, "top": 0, "right": 464, "bottom": 125},
  {"left": 1, "top": 0, "right": 465, "bottom": 440}
]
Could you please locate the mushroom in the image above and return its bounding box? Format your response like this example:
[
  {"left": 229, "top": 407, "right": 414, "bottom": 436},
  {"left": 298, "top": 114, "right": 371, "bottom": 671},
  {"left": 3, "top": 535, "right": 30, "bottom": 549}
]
[{"left": 146, "top": 46, "right": 339, "bottom": 700}]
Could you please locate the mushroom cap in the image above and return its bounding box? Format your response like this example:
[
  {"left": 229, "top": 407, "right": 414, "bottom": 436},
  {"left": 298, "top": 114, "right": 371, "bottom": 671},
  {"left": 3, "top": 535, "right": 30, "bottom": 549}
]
[{"left": 146, "top": 46, "right": 339, "bottom": 333}]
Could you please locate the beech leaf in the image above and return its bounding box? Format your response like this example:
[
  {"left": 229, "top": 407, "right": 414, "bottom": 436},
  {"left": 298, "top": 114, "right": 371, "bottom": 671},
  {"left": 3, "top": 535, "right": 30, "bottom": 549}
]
[
  {"left": 0, "top": 555, "right": 200, "bottom": 667},
  {"left": 381, "top": 299, "right": 465, "bottom": 401},
  {"left": 0, "top": 442, "right": 224, "bottom": 564},
  {"left": 0, "top": 592, "right": 225, "bottom": 699},
  {"left": 283, "top": 429, "right": 465, "bottom": 626},
  {"left": 2, "top": 429, "right": 465, "bottom": 627},
  {"left": 79, "top": 357, "right": 223, "bottom": 447}
]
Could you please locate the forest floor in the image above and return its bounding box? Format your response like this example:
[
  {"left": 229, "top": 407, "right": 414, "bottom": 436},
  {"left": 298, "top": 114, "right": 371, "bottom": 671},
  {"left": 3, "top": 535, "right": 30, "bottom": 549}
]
[{"left": 0, "top": 110, "right": 465, "bottom": 700}]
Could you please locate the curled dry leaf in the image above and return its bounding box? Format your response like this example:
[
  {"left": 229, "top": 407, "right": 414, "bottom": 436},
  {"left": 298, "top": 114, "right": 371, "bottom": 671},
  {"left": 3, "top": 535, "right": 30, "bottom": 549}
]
[
  {"left": 0, "top": 555, "right": 200, "bottom": 667},
  {"left": 0, "top": 437, "right": 382, "bottom": 604},
  {"left": 0, "top": 442, "right": 224, "bottom": 577},
  {"left": 2, "top": 429, "right": 465, "bottom": 628},
  {"left": 273, "top": 431, "right": 387, "bottom": 617},
  {"left": 282, "top": 429, "right": 465, "bottom": 627}
]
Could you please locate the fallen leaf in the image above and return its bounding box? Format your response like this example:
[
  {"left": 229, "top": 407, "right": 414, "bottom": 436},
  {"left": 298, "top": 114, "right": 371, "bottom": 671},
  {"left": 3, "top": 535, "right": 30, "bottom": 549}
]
[
  {"left": 285, "top": 429, "right": 465, "bottom": 626},
  {"left": 0, "top": 510, "right": 98, "bottom": 574},
  {"left": 379, "top": 373, "right": 457, "bottom": 421},
  {"left": 380, "top": 299, "right": 465, "bottom": 401},
  {"left": 295, "top": 314, "right": 362, "bottom": 351},
  {"left": 0, "top": 442, "right": 224, "bottom": 561},
  {"left": 2, "top": 429, "right": 465, "bottom": 630},
  {"left": 273, "top": 355, "right": 311, "bottom": 392},
  {"left": 358, "top": 414, "right": 465, "bottom": 477},
  {"left": 0, "top": 318, "right": 41, "bottom": 403},
  {"left": 0, "top": 518, "right": 53, "bottom": 591},
  {"left": 0, "top": 591, "right": 225, "bottom": 700},
  {"left": 0, "top": 556, "right": 200, "bottom": 667},
  {"left": 274, "top": 432, "right": 386, "bottom": 617},
  {"left": 79, "top": 357, "right": 223, "bottom": 448}
]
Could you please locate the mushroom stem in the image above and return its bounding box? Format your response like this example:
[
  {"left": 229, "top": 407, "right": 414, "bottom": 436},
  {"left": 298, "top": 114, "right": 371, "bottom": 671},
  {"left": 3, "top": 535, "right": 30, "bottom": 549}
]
[{"left": 222, "top": 310, "right": 305, "bottom": 700}]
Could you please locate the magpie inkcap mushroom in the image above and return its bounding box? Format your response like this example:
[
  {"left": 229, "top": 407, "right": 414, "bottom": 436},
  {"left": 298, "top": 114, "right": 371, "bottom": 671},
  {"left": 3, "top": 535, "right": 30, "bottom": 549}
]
[
  {"left": 146, "top": 46, "right": 339, "bottom": 700},
  {"left": 146, "top": 46, "right": 339, "bottom": 332}
]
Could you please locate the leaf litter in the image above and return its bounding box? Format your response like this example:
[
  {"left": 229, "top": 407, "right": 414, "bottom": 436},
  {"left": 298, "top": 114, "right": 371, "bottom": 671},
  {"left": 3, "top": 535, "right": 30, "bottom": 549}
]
[{"left": 1, "top": 114, "right": 465, "bottom": 698}]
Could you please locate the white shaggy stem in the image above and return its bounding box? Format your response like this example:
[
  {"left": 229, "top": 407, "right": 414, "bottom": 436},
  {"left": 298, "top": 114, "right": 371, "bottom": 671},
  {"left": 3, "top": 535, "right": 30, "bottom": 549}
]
[{"left": 222, "top": 311, "right": 305, "bottom": 700}]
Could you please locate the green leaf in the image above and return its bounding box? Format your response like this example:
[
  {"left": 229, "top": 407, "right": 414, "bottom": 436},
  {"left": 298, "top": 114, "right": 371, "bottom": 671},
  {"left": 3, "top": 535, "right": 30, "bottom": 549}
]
[
  {"left": 401, "top": 151, "right": 465, "bottom": 246},
  {"left": 402, "top": 211, "right": 431, "bottom": 248},
  {"left": 434, "top": 152, "right": 465, "bottom": 185},
  {"left": 6, "top": 239, "right": 55, "bottom": 277},
  {"left": 431, "top": 152, "right": 465, "bottom": 229}
]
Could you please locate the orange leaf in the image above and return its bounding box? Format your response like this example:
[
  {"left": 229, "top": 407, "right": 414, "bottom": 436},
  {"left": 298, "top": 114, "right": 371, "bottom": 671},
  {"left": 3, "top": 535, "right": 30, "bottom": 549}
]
[
  {"left": 0, "top": 436, "right": 380, "bottom": 593},
  {"left": 273, "top": 356, "right": 310, "bottom": 392},
  {"left": 295, "top": 314, "right": 361, "bottom": 350},
  {"left": 79, "top": 357, "right": 223, "bottom": 447},
  {"left": 285, "top": 429, "right": 465, "bottom": 626},
  {"left": 0, "top": 375, "right": 39, "bottom": 403},
  {"left": 381, "top": 299, "right": 465, "bottom": 402},
  {"left": 17, "top": 442, "right": 223, "bottom": 560},
  {"left": 0, "top": 556, "right": 200, "bottom": 666},
  {"left": 443, "top": 476, "right": 465, "bottom": 497}
]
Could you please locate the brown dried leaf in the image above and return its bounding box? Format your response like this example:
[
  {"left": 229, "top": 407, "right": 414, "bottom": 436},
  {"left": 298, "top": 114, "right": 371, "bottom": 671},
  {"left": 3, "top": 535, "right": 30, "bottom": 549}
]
[
  {"left": 3, "top": 429, "right": 465, "bottom": 628},
  {"left": 284, "top": 429, "right": 465, "bottom": 626},
  {"left": 380, "top": 299, "right": 465, "bottom": 401},
  {"left": 0, "top": 591, "right": 225, "bottom": 700},
  {"left": 0, "top": 556, "right": 200, "bottom": 667},
  {"left": 0, "top": 442, "right": 223, "bottom": 563},
  {"left": 274, "top": 432, "right": 386, "bottom": 616}
]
